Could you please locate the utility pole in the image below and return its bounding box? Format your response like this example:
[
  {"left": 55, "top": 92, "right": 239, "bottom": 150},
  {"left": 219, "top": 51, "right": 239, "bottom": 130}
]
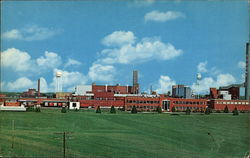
[
  {"left": 11, "top": 120, "right": 15, "bottom": 157},
  {"left": 54, "top": 131, "right": 72, "bottom": 158}
]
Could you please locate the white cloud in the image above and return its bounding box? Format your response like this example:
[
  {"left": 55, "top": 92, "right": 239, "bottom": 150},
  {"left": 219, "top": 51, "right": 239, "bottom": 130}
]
[
  {"left": 99, "top": 35, "right": 183, "bottom": 64},
  {"left": 102, "top": 31, "right": 136, "bottom": 47},
  {"left": 51, "top": 69, "right": 87, "bottom": 92},
  {"left": 155, "top": 75, "right": 176, "bottom": 94},
  {"left": 144, "top": 10, "right": 185, "bottom": 22},
  {"left": 191, "top": 73, "right": 236, "bottom": 94},
  {"left": 6, "top": 77, "right": 36, "bottom": 91},
  {"left": 64, "top": 58, "right": 81, "bottom": 68},
  {"left": 2, "top": 25, "right": 62, "bottom": 41},
  {"left": 238, "top": 61, "right": 246, "bottom": 69},
  {"left": 197, "top": 61, "right": 208, "bottom": 73},
  {"left": 1, "top": 48, "right": 33, "bottom": 72},
  {"left": 36, "top": 51, "right": 62, "bottom": 69},
  {"left": 1, "top": 48, "right": 63, "bottom": 74},
  {"left": 2, "top": 29, "right": 22, "bottom": 40},
  {"left": 88, "top": 64, "right": 116, "bottom": 82}
]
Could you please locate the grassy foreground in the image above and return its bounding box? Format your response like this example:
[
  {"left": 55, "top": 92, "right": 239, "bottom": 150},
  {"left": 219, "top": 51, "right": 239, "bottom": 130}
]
[{"left": 0, "top": 109, "right": 249, "bottom": 158}]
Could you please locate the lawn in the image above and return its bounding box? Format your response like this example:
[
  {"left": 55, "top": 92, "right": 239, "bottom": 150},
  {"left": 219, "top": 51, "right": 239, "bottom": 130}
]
[{"left": 0, "top": 109, "right": 249, "bottom": 158}]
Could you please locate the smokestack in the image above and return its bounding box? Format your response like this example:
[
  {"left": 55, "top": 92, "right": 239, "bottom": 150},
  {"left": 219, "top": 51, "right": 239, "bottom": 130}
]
[
  {"left": 38, "top": 78, "right": 40, "bottom": 97},
  {"left": 132, "top": 70, "right": 139, "bottom": 94},
  {"left": 105, "top": 84, "right": 108, "bottom": 92},
  {"left": 133, "top": 70, "right": 138, "bottom": 86},
  {"left": 245, "top": 42, "right": 250, "bottom": 100}
]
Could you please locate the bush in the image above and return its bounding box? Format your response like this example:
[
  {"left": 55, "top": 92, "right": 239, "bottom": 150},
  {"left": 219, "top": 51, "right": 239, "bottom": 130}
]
[
  {"left": 61, "top": 106, "right": 67, "bottom": 113},
  {"left": 171, "top": 106, "right": 176, "bottom": 112},
  {"left": 110, "top": 106, "right": 116, "bottom": 114},
  {"left": 26, "top": 106, "right": 34, "bottom": 112},
  {"left": 232, "top": 107, "right": 239, "bottom": 116},
  {"left": 216, "top": 110, "right": 221, "bottom": 113},
  {"left": 156, "top": 106, "right": 162, "bottom": 113},
  {"left": 224, "top": 106, "right": 229, "bottom": 113},
  {"left": 205, "top": 108, "right": 212, "bottom": 115},
  {"left": 186, "top": 107, "right": 191, "bottom": 115},
  {"left": 131, "top": 105, "right": 137, "bottom": 114},
  {"left": 96, "top": 106, "right": 101, "bottom": 113},
  {"left": 35, "top": 107, "right": 41, "bottom": 112},
  {"left": 240, "top": 110, "right": 245, "bottom": 113}
]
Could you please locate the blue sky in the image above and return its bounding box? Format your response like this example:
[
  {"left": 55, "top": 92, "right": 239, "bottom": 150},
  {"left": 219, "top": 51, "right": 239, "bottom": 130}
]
[{"left": 1, "top": 0, "right": 248, "bottom": 94}]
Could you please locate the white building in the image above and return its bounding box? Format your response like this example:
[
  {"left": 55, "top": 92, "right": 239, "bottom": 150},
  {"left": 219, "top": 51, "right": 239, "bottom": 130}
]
[{"left": 74, "top": 85, "right": 92, "bottom": 96}]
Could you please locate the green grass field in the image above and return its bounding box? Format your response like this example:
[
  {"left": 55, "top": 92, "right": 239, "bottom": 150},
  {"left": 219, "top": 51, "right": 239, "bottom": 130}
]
[{"left": 0, "top": 109, "right": 249, "bottom": 158}]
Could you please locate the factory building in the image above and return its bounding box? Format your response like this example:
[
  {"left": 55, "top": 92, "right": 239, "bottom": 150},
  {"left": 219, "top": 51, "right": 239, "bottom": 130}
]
[
  {"left": 172, "top": 85, "right": 192, "bottom": 99},
  {"left": 209, "top": 99, "right": 250, "bottom": 111}
]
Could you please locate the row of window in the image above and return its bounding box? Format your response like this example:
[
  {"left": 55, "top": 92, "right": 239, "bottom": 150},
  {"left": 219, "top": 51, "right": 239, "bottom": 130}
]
[
  {"left": 173, "top": 101, "right": 206, "bottom": 105},
  {"left": 127, "top": 105, "right": 157, "bottom": 109},
  {"left": 175, "top": 106, "right": 205, "bottom": 110},
  {"left": 126, "top": 100, "right": 160, "bottom": 104},
  {"left": 216, "top": 101, "right": 249, "bottom": 105}
]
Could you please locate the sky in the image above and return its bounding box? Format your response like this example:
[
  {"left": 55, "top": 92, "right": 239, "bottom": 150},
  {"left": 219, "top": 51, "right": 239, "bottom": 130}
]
[{"left": 1, "top": 0, "right": 249, "bottom": 94}]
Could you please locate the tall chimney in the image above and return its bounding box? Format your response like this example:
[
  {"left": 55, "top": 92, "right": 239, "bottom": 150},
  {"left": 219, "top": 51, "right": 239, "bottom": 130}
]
[
  {"left": 245, "top": 42, "right": 250, "bottom": 100},
  {"left": 38, "top": 78, "right": 40, "bottom": 97},
  {"left": 132, "top": 70, "right": 139, "bottom": 94}
]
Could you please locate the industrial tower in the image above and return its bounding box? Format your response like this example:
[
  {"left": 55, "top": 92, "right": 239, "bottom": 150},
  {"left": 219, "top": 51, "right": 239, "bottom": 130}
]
[{"left": 245, "top": 42, "right": 250, "bottom": 99}]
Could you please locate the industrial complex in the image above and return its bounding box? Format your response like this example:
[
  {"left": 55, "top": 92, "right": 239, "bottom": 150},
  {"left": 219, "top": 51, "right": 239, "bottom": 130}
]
[{"left": 1, "top": 42, "right": 250, "bottom": 112}]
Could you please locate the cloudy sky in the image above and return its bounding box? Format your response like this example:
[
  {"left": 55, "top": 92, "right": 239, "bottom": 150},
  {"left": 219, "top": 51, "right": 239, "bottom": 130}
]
[{"left": 1, "top": 0, "right": 248, "bottom": 94}]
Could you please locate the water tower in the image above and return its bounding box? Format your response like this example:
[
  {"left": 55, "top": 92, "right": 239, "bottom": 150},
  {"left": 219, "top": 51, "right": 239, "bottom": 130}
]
[{"left": 55, "top": 71, "right": 63, "bottom": 92}]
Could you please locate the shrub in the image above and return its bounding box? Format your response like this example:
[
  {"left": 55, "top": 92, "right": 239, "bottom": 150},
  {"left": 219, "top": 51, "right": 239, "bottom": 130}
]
[
  {"left": 131, "top": 105, "right": 137, "bottom": 114},
  {"left": 96, "top": 106, "right": 101, "bottom": 113},
  {"left": 224, "top": 106, "right": 229, "bottom": 113},
  {"left": 171, "top": 106, "right": 176, "bottom": 112},
  {"left": 216, "top": 110, "right": 221, "bottom": 113},
  {"left": 26, "top": 106, "right": 34, "bottom": 112},
  {"left": 232, "top": 107, "right": 239, "bottom": 116},
  {"left": 205, "top": 108, "right": 212, "bottom": 115},
  {"left": 186, "top": 107, "right": 191, "bottom": 115},
  {"left": 35, "top": 107, "right": 41, "bottom": 112},
  {"left": 61, "top": 106, "right": 67, "bottom": 113},
  {"left": 110, "top": 106, "right": 116, "bottom": 114},
  {"left": 156, "top": 106, "right": 162, "bottom": 113},
  {"left": 240, "top": 110, "right": 245, "bottom": 113}
]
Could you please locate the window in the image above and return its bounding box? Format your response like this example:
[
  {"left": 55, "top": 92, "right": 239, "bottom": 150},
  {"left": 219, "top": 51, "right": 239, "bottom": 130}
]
[
  {"left": 246, "top": 102, "right": 249, "bottom": 105},
  {"left": 72, "top": 103, "right": 76, "bottom": 107}
]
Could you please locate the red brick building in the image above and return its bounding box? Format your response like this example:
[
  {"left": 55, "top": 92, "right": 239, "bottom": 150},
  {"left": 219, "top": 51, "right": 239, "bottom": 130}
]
[{"left": 209, "top": 99, "right": 250, "bottom": 111}]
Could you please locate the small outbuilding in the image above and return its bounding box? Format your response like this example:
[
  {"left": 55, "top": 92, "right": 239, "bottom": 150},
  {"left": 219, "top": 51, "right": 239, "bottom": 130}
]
[{"left": 69, "top": 102, "right": 80, "bottom": 110}]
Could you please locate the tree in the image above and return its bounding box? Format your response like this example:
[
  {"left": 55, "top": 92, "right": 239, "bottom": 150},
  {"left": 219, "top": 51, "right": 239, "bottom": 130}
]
[
  {"left": 186, "top": 107, "right": 191, "bottom": 115},
  {"left": 96, "top": 106, "right": 101, "bottom": 113},
  {"left": 224, "top": 106, "right": 229, "bottom": 113},
  {"left": 171, "top": 106, "right": 176, "bottom": 112},
  {"left": 232, "top": 107, "right": 239, "bottom": 116},
  {"left": 156, "top": 106, "right": 162, "bottom": 113},
  {"left": 131, "top": 105, "right": 137, "bottom": 114},
  {"left": 61, "top": 106, "right": 67, "bottom": 113},
  {"left": 110, "top": 106, "right": 116, "bottom": 114},
  {"left": 205, "top": 107, "right": 211, "bottom": 115}
]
